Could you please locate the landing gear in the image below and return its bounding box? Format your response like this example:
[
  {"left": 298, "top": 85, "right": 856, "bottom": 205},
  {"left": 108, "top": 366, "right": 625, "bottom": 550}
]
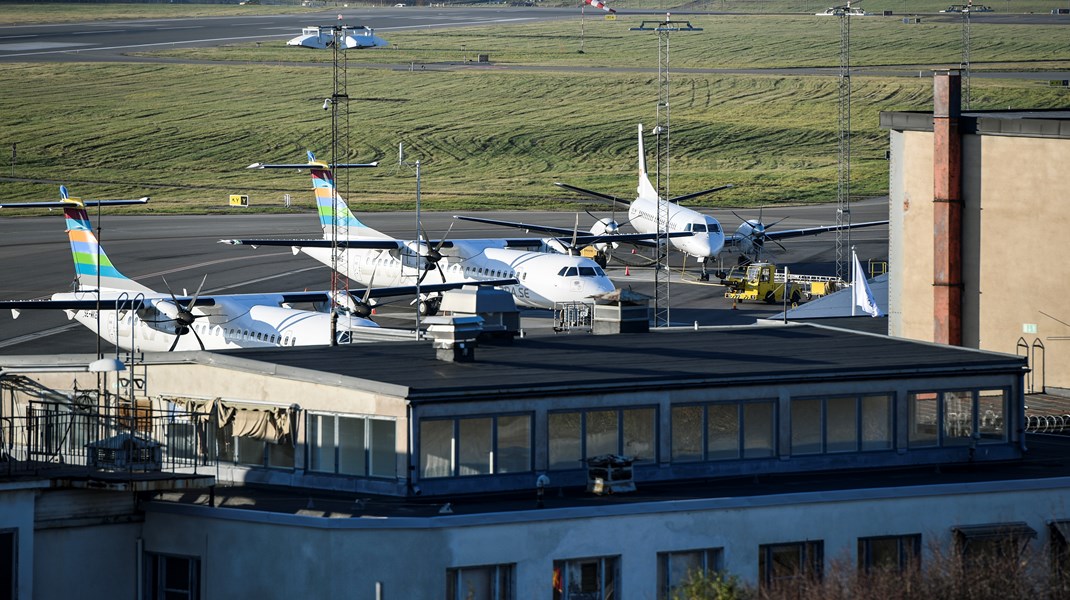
[
  {"left": 594, "top": 252, "right": 608, "bottom": 269},
  {"left": 699, "top": 258, "right": 710, "bottom": 282},
  {"left": 418, "top": 296, "right": 441, "bottom": 317}
]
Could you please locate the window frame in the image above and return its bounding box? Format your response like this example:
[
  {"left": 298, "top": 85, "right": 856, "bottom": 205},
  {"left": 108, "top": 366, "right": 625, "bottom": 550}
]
[
  {"left": 548, "top": 406, "right": 658, "bottom": 471},
  {"left": 306, "top": 412, "right": 397, "bottom": 479},
  {"left": 759, "top": 540, "right": 823, "bottom": 588},
  {"left": 420, "top": 413, "right": 534, "bottom": 479},
  {"left": 144, "top": 551, "right": 200, "bottom": 600},
  {"left": 857, "top": 534, "right": 921, "bottom": 573},
  {"left": 445, "top": 563, "right": 516, "bottom": 600},
  {"left": 908, "top": 388, "right": 1010, "bottom": 448},
  {"left": 552, "top": 555, "right": 621, "bottom": 600},
  {"left": 657, "top": 547, "right": 724, "bottom": 600}
]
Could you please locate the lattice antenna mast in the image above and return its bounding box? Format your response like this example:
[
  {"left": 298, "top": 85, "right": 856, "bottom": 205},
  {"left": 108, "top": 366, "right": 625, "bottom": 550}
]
[
  {"left": 962, "top": 0, "right": 972, "bottom": 108},
  {"left": 329, "top": 24, "right": 351, "bottom": 330},
  {"left": 835, "top": 2, "right": 853, "bottom": 280},
  {"left": 631, "top": 16, "right": 701, "bottom": 328}
]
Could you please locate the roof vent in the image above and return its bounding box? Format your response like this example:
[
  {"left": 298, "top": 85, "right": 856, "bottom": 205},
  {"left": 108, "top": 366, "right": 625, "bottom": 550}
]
[
  {"left": 438, "top": 285, "right": 519, "bottom": 343},
  {"left": 424, "top": 315, "right": 484, "bottom": 363},
  {"left": 591, "top": 288, "right": 652, "bottom": 335}
]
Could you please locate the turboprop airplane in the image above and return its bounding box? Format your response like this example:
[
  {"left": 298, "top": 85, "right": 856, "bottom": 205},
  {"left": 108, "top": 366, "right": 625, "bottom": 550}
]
[
  {"left": 456, "top": 124, "right": 888, "bottom": 279},
  {"left": 220, "top": 152, "right": 657, "bottom": 315},
  {"left": 0, "top": 190, "right": 514, "bottom": 352},
  {"left": 287, "top": 25, "right": 388, "bottom": 49}
]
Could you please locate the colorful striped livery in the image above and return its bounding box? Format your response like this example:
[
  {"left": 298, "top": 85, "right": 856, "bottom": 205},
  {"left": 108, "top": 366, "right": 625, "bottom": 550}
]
[
  {"left": 309, "top": 166, "right": 391, "bottom": 239},
  {"left": 64, "top": 205, "right": 152, "bottom": 293}
]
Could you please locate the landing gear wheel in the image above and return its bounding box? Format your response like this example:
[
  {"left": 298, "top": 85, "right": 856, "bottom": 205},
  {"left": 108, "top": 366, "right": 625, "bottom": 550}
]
[
  {"left": 419, "top": 298, "right": 441, "bottom": 317},
  {"left": 790, "top": 290, "right": 802, "bottom": 304},
  {"left": 595, "top": 253, "right": 608, "bottom": 269},
  {"left": 764, "top": 291, "right": 776, "bottom": 304}
]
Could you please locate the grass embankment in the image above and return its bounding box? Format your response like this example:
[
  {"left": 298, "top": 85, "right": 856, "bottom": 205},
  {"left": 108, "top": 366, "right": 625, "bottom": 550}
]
[
  {"left": 0, "top": 3, "right": 320, "bottom": 25},
  {"left": 1, "top": 13, "right": 1068, "bottom": 213}
]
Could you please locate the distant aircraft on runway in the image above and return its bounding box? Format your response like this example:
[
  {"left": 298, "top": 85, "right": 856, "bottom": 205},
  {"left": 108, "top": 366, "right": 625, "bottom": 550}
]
[
  {"left": 287, "top": 25, "right": 388, "bottom": 49},
  {"left": 0, "top": 188, "right": 510, "bottom": 351},
  {"left": 456, "top": 123, "right": 889, "bottom": 279},
  {"left": 219, "top": 152, "right": 666, "bottom": 315}
]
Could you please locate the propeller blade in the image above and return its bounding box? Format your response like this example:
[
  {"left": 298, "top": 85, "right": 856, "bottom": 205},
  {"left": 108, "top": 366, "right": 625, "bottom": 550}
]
[
  {"left": 167, "top": 333, "right": 181, "bottom": 352},
  {"left": 190, "top": 326, "right": 206, "bottom": 351},
  {"left": 571, "top": 213, "right": 579, "bottom": 254}
]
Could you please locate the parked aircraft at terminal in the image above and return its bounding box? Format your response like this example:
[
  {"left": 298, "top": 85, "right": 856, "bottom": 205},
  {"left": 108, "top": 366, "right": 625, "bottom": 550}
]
[
  {"left": 0, "top": 189, "right": 512, "bottom": 351},
  {"left": 221, "top": 153, "right": 665, "bottom": 314},
  {"left": 457, "top": 124, "right": 889, "bottom": 278}
]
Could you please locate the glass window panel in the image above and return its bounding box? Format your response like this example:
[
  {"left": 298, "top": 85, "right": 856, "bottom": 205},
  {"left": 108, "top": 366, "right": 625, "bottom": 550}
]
[
  {"left": 420, "top": 419, "right": 454, "bottom": 478},
  {"left": 659, "top": 551, "right": 703, "bottom": 600},
  {"left": 769, "top": 544, "right": 802, "bottom": 583},
  {"left": 861, "top": 394, "right": 892, "bottom": 451},
  {"left": 369, "top": 419, "right": 396, "bottom": 478},
  {"left": 908, "top": 392, "right": 939, "bottom": 448},
  {"left": 943, "top": 391, "right": 974, "bottom": 445},
  {"left": 622, "top": 408, "right": 656, "bottom": 463},
  {"left": 791, "top": 399, "right": 823, "bottom": 455},
  {"left": 826, "top": 396, "right": 858, "bottom": 453},
  {"left": 672, "top": 406, "right": 703, "bottom": 462},
  {"left": 456, "top": 566, "right": 493, "bottom": 600},
  {"left": 497, "top": 415, "right": 531, "bottom": 474},
  {"left": 308, "top": 414, "right": 335, "bottom": 473},
  {"left": 866, "top": 537, "right": 900, "bottom": 570},
  {"left": 268, "top": 441, "right": 294, "bottom": 469},
  {"left": 237, "top": 436, "right": 264, "bottom": 467},
  {"left": 586, "top": 410, "right": 618, "bottom": 458},
  {"left": 459, "top": 418, "right": 493, "bottom": 476},
  {"left": 549, "top": 412, "right": 582, "bottom": 470},
  {"left": 338, "top": 416, "right": 366, "bottom": 476},
  {"left": 707, "top": 404, "right": 740, "bottom": 460},
  {"left": 977, "top": 389, "right": 1006, "bottom": 443},
  {"left": 743, "top": 402, "right": 776, "bottom": 458}
]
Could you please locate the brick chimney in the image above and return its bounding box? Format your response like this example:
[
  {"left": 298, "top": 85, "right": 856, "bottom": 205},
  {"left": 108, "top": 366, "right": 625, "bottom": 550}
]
[{"left": 932, "top": 70, "right": 963, "bottom": 346}]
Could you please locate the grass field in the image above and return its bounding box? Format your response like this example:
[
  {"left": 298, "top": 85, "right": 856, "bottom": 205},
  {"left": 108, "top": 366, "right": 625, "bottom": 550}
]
[{"left": 1, "top": 4, "right": 1068, "bottom": 214}]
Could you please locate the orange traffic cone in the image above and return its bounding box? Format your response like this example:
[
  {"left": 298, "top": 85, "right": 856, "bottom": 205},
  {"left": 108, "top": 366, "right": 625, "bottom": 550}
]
[
  {"left": 371, "top": 308, "right": 377, "bottom": 315},
  {"left": 625, "top": 266, "right": 630, "bottom": 276}
]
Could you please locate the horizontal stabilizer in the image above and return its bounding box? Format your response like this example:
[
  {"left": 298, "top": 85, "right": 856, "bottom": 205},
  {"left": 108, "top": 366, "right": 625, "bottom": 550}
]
[
  {"left": 669, "top": 184, "right": 734, "bottom": 204},
  {"left": 221, "top": 238, "right": 410, "bottom": 250},
  {"left": 553, "top": 182, "right": 629, "bottom": 207},
  {"left": 0, "top": 197, "right": 149, "bottom": 209},
  {"left": 247, "top": 162, "right": 378, "bottom": 170}
]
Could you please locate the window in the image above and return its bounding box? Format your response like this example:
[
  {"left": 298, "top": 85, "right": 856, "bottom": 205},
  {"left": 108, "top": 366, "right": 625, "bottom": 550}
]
[
  {"left": 743, "top": 402, "right": 776, "bottom": 458},
  {"left": 861, "top": 394, "right": 893, "bottom": 450},
  {"left": 420, "top": 415, "right": 532, "bottom": 478},
  {"left": 307, "top": 413, "right": 396, "bottom": 478},
  {"left": 658, "top": 548, "right": 723, "bottom": 599},
  {"left": 672, "top": 402, "right": 774, "bottom": 463},
  {"left": 954, "top": 522, "right": 1037, "bottom": 569},
  {"left": 791, "top": 399, "right": 822, "bottom": 455},
  {"left": 1, "top": 530, "right": 14, "bottom": 600},
  {"left": 790, "top": 395, "right": 885, "bottom": 455},
  {"left": 144, "top": 552, "right": 200, "bottom": 600},
  {"left": 549, "top": 408, "right": 657, "bottom": 470},
  {"left": 671, "top": 405, "right": 703, "bottom": 462},
  {"left": 707, "top": 404, "right": 740, "bottom": 460},
  {"left": 1049, "top": 521, "right": 1070, "bottom": 583},
  {"left": 759, "top": 541, "right": 823, "bottom": 588},
  {"left": 446, "top": 564, "right": 515, "bottom": 600},
  {"left": 553, "top": 556, "right": 619, "bottom": 600},
  {"left": 909, "top": 390, "right": 1008, "bottom": 448},
  {"left": 858, "top": 534, "right": 920, "bottom": 573},
  {"left": 908, "top": 392, "right": 939, "bottom": 448}
]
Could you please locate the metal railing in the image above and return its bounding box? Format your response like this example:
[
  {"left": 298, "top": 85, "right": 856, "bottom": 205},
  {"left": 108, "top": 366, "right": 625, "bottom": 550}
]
[{"left": 1, "top": 401, "right": 212, "bottom": 476}]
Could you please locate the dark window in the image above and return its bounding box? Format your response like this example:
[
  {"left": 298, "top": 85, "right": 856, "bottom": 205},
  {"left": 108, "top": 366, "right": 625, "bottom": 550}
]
[
  {"left": 446, "top": 564, "right": 515, "bottom": 600},
  {"left": 145, "top": 552, "right": 200, "bottom": 600},
  {"left": 858, "top": 534, "right": 921, "bottom": 573},
  {"left": 657, "top": 548, "right": 723, "bottom": 599},
  {"left": 759, "top": 541, "right": 823, "bottom": 588},
  {"left": 553, "top": 556, "right": 619, "bottom": 600},
  {"left": 954, "top": 522, "right": 1037, "bottom": 571},
  {"left": 1050, "top": 521, "right": 1070, "bottom": 583},
  {"left": 1, "top": 530, "right": 15, "bottom": 600}
]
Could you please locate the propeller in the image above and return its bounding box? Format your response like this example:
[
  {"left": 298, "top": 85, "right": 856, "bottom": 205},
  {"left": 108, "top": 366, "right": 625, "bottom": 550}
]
[
  {"left": 145, "top": 275, "right": 208, "bottom": 352},
  {"left": 347, "top": 267, "right": 377, "bottom": 318},
  {"left": 416, "top": 222, "right": 453, "bottom": 286},
  {"left": 732, "top": 208, "right": 788, "bottom": 263}
]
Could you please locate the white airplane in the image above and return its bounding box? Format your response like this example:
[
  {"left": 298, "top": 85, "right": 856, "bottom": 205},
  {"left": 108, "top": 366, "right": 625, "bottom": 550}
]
[
  {"left": 287, "top": 25, "right": 388, "bottom": 49},
  {"left": 456, "top": 123, "right": 888, "bottom": 280},
  {"left": 221, "top": 152, "right": 660, "bottom": 315},
  {"left": 0, "top": 189, "right": 512, "bottom": 352}
]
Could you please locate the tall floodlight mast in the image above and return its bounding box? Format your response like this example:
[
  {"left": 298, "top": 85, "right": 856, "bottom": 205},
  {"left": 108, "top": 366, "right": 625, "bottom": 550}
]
[
  {"left": 328, "top": 24, "right": 351, "bottom": 345},
  {"left": 630, "top": 16, "right": 701, "bottom": 328},
  {"left": 962, "top": 0, "right": 972, "bottom": 108},
  {"left": 835, "top": 3, "right": 853, "bottom": 280}
]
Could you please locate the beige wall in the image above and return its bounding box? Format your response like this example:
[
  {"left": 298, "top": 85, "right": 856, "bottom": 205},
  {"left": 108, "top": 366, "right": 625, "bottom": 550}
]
[{"left": 891, "top": 129, "right": 1070, "bottom": 391}]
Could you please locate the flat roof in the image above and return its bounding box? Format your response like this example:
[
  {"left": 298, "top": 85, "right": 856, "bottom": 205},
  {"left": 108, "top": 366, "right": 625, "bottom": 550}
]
[
  {"left": 207, "top": 323, "right": 1025, "bottom": 402},
  {"left": 880, "top": 108, "right": 1070, "bottom": 139}
]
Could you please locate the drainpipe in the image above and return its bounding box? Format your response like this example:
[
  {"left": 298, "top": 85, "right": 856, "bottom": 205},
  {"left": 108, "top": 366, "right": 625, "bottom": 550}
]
[{"left": 933, "top": 70, "right": 963, "bottom": 346}]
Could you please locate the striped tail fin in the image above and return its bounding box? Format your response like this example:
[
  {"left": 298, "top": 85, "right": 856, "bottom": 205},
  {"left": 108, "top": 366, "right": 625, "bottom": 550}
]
[
  {"left": 309, "top": 161, "right": 391, "bottom": 240},
  {"left": 63, "top": 204, "right": 153, "bottom": 293}
]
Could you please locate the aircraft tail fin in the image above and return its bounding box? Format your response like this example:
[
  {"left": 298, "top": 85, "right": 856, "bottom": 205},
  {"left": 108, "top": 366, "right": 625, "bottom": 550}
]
[
  {"left": 307, "top": 152, "right": 392, "bottom": 240},
  {"left": 63, "top": 199, "right": 154, "bottom": 293},
  {"left": 636, "top": 123, "right": 660, "bottom": 201}
]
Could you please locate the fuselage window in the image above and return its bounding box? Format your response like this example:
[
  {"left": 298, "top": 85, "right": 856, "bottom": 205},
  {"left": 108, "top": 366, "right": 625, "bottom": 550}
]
[{"left": 270, "top": 334, "right": 276, "bottom": 344}]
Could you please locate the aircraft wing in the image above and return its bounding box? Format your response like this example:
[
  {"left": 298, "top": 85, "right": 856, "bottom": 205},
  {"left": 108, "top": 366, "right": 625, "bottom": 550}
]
[
  {"left": 726, "top": 220, "right": 889, "bottom": 246},
  {"left": 1, "top": 296, "right": 215, "bottom": 316},
  {"left": 454, "top": 215, "right": 693, "bottom": 246},
  {"left": 220, "top": 239, "right": 411, "bottom": 250},
  {"left": 277, "top": 279, "right": 519, "bottom": 305},
  {"left": 0, "top": 198, "right": 149, "bottom": 209},
  {"left": 553, "top": 182, "right": 631, "bottom": 207}
]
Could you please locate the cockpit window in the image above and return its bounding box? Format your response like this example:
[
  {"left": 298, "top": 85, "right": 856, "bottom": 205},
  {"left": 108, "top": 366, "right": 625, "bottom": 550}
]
[
  {"left": 564, "top": 267, "right": 579, "bottom": 277},
  {"left": 579, "top": 267, "right": 597, "bottom": 277},
  {"left": 691, "top": 223, "right": 707, "bottom": 233},
  {"left": 594, "top": 266, "right": 606, "bottom": 277},
  {"left": 709, "top": 222, "right": 722, "bottom": 233},
  {"left": 557, "top": 267, "right": 568, "bottom": 276}
]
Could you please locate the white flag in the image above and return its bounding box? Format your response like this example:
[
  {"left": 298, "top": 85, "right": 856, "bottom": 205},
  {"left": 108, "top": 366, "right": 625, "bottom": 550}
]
[{"left": 852, "top": 253, "right": 882, "bottom": 317}]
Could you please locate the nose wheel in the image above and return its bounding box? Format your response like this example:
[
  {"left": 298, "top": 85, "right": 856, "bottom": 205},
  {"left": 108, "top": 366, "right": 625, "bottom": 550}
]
[{"left": 418, "top": 297, "right": 441, "bottom": 317}]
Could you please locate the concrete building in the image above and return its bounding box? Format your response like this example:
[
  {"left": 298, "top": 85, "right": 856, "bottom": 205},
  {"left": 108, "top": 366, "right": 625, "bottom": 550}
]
[
  {"left": 881, "top": 70, "right": 1070, "bottom": 394},
  {"left": 4, "top": 323, "right": 1068, "bottom": 599}
]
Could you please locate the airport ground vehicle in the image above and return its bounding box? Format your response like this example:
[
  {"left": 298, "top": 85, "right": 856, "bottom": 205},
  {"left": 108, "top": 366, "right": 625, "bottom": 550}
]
[{"left": 721, "top": 262, "right": 844, "bottom": 304}]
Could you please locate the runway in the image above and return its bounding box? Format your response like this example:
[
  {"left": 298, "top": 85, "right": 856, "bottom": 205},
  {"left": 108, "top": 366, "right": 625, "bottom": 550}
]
[{"left": 0, "top": 198, "right": 888, "bottom": 355}]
